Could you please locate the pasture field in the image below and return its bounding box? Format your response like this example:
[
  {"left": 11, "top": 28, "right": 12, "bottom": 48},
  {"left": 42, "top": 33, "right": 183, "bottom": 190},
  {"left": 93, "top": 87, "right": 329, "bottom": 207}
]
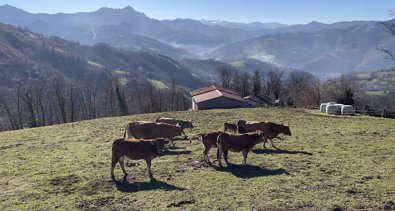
[{"left": 0, "top": 108, "right": 394, "bottom": 210}]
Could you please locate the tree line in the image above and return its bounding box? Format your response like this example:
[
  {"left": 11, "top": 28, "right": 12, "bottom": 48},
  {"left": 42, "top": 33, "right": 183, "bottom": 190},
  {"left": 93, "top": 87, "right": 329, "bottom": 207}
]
[
  {"left": 217, "top": 67, "right": 394, "bottom": 111},
  {"left": 0, "top": 74, "right": 189, "bottom": 131}
]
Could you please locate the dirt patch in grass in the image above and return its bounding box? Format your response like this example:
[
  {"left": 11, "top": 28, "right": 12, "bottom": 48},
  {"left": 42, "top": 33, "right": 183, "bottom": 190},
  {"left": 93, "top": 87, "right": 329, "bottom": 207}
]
[
  {"left": 48, "top": 174, "right": 80, "bottom": 186},
  {"left": 77, "top": 196, "right": 114, "bottom": 211},
  {"left": 175, "top": 158, "right": 210, "bottom": 173},
  {"left": 352, "top": 130, "right": 391, "bottom": 137},
  {"left": 81, "top": 180, "right": 114, "bottom": 196},
  {"left": 47, "top": 174, "right": 81, "bottom": 195},
  {"left": 167, "top": 199, "right": 195, "bottom": 208},
  {"left": 0, "top": 143, "right": 23, "bottom": 150}
]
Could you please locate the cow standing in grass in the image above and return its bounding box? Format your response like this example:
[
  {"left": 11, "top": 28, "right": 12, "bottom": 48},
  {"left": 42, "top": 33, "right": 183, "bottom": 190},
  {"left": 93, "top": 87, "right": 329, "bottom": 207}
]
[
  {"left": 124, "top": 122, "right": 183, "bottom": 147},
  {"left": 189, "top": 131, "right": 223, "bottom": 165},
  {"left": 111, "top": 138, "right": 169, "bottom": 181},
  {"left": 155, "top": 117, "right": 193, "bottom": 139},
  {"left": 223, "top": 123, "right": 238, "bottom": 133},
  {"left": 237, "top": 120, "right": 292, "bottom": 148},
  {"left": 217, "top": 131, "right": 264, "bottom": 167}
]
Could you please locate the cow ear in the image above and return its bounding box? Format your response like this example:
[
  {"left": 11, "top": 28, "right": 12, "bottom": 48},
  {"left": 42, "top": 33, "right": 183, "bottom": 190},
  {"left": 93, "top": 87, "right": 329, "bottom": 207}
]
[
  {"left": 150, "top": 140, "right": 157, "bottom": 146},
  {"left": 163, "top": 139, "right": 170, "bottom": 144}
]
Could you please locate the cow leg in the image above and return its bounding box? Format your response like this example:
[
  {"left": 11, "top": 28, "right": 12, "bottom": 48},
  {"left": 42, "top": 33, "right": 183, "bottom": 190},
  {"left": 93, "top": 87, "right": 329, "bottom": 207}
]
[
  {"left": 111, "top": 154, "right": 119, "bottom": 179},
  {"left": 203, "top": 146, "right": 212, "bottom": 165},
  {"left": 145, "top": 159, "right": 154, "bottom": 181},
  {"left": 182, "top": 130, "right": 187, "bottom": 139},
  {"left": 242, "top": 150, "right": 249, "bottom": 165},
  {"left": 217, "top": 147, "right": 223, "bottom": 167},
  {"left": 270, "top": 139, "right": 278, "bottom": 149},
  {"left": 170, "top": 139, "right": 175, "bottom": 148},
  {"left": 119, "top": 156, "right": 127, "bottom": 176},
  {"left": 263, "top": 137, "right": 268, "bottom": 148},
  {"left": 224, "top": 150, "right": 230, "bottom": 166}
]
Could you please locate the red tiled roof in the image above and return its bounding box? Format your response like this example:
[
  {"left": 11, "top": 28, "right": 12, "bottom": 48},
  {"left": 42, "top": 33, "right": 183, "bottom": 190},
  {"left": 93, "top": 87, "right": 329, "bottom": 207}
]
[
  {"left": 190, "top": 85, "right": 239, "bottom": 96},
  {"left": 191, "top": 85, "right": 245, "bottom": 103}
]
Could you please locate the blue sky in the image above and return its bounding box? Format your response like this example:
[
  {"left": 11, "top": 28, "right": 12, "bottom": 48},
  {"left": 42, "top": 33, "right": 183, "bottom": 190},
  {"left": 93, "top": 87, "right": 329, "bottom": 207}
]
[{"left": 0, "top": 0, "right": 394, "bottom": 24}]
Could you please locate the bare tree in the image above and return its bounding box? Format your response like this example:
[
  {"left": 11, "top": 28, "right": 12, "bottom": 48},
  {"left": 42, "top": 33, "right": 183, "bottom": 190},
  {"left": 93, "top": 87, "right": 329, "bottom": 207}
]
[
  {"left": 378, "top": 11, "right": 395, "bottom": 62},
  {"left": 240, "top": 72, "right": 250, "bottom": 97},
  {"left": 322, "top": 75, "right": 357, "bottom": 105},
  {"left": 231, "top": 71, "right": 242, "bottom": 94},
  {"left": 20, "top": 85, "right": 38, "bottom": 128},
  {"left": 218, "top": 67, "right": 232, "bottom": 89},
  {"left": 266, "top": 69, "right": 285, "bottom": 99},
  {"left": 0, "top": 95, "right": 18, "bottom": 130},
  {"left": 252, "top": 70, "right": 262, "bottom": 96},
  {"left": 115, "top": 82, "right": 129, "bottom": 116},
  {"left": 52, "top": 77, "right": 67, "bottom": 123}
]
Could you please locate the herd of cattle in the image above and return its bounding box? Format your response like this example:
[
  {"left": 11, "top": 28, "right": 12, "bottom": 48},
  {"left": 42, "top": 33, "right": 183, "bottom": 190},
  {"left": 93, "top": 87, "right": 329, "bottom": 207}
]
[{"left": 111, "top": 117, "right": 292, "bottom": 180}]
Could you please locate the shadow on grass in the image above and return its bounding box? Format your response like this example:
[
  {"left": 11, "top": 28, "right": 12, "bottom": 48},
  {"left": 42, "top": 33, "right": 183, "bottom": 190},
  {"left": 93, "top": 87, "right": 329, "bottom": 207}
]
[
  {"left": 252, "top": 148, "right": 312, "bottom": 156},
  {"left": 162, "top": 150, "right": 192, "bottom": 156},
  {"left": 213, "top": 164, "right": 289, "bottom": 179},
  {"left": 114, "top": 175, "right": 185, "bottom": 193}
]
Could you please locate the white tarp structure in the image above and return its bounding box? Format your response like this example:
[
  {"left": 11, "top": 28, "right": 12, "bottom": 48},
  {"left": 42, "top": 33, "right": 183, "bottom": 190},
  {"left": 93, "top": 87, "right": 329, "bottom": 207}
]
[
  {"left": 341, "top": 105, "right": 355, "bottom": 115},
  {"left": 319, "top": 102, "right": 355, "bottom": 116}
]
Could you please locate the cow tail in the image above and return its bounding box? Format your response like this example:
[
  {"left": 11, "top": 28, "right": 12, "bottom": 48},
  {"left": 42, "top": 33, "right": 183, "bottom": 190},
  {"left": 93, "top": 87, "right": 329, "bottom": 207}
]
[
  {"left": 123, "top": 123, "right": 130, "bottom": 138},
  {"left": 189, "top": 134, "right": 201, "bottom": 144}
]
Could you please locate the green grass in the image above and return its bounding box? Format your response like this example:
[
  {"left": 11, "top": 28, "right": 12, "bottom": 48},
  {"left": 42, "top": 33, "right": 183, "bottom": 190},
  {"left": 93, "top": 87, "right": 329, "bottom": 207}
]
[
  {"left": 148, "top": 79, "right": 169, "bottom": 89},
  {"left": 365, "top": 91, "right": 387, "bottom": 96},
  {"left": 229, "top": 60, "right": 246, "bottom": 67},
  {"left": 1, "top": 108, "right": 394, "bottom": 210}
]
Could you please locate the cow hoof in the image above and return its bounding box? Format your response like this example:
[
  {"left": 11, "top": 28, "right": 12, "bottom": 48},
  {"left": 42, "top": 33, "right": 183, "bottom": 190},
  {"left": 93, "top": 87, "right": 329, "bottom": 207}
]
[{"left": 150, "top": 177, "right": 156, "bottom": 182}]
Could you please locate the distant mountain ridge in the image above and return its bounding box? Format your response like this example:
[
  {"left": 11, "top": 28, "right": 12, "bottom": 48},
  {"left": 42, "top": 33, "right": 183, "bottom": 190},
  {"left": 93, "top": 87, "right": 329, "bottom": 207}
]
[
  {"left": 0, "top": 4, "right": 393, "bottom": 78},
  {"left": 0, "top": 22, "right": 204, "bottom": 89},
  {"left": 210, "top": 22, "right": 395, "bottom": 75}
]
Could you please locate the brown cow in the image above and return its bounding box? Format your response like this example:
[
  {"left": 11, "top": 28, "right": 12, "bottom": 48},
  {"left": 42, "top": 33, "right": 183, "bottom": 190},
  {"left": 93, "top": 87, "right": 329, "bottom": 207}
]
[
  {"left": 189, "top": 131, "right": 223, "bottom": 165},
  {"left": 124, "top": 122, "right": 183, "bottom": 147},
  {"left": 155, "top": 117, "right": 194, "bottom": 139},
  {"left": 111, "top": 138, "right": 169, "bottom": 180},
  {"left": 237, "top": 120, "right": 292, "bottom": 148},
  {"left": 217, "top": 131, "right": 264, "bottom": 167},
  {"left": 223, "top": 123, "right": 238, "bottom": 133}
]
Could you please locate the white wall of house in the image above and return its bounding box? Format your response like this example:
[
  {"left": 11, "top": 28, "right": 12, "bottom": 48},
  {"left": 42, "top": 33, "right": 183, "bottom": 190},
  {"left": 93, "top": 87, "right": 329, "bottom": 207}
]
[{"left": 192, "top": 98, "right": 198, "bottom": 110}]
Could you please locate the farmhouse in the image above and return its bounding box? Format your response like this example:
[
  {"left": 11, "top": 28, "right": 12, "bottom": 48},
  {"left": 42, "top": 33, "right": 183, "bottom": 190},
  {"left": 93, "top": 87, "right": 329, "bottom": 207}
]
[{"left": 190, "top": 85, "right": 246, "bottom": 110}]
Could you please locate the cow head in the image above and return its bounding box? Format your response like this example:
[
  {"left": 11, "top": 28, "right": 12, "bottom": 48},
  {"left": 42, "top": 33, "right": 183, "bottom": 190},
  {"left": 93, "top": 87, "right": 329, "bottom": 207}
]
[
  {"left": 187, "top": 120, "right": 194, "bottom": 130},
  {"left": 236, "top": 120, "right": 247, "bottom": 133},
  {"left": 151, "top": 138, "right": 169, "bottom": 155},
  {"left": 237, "top": 120, "right": 247, "bottom": 126},
  {"left": 282, "top": 125, "right": 292, "bottom": 136}
]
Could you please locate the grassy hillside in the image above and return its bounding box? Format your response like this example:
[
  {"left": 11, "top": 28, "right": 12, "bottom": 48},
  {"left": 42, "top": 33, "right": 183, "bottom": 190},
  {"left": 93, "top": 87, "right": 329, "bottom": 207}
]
[
  {"left": 0, "top": 108, "right": 394, "bottom": 210},
  {"left": 350, "top": 68, "right": 395, "bottom": 95}
]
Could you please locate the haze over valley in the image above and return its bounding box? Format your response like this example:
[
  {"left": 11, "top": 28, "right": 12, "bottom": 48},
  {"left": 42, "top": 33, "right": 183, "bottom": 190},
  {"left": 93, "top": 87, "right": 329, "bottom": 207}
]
[{"left": 0, "top": 4, "right": 394, "bottom": 85}]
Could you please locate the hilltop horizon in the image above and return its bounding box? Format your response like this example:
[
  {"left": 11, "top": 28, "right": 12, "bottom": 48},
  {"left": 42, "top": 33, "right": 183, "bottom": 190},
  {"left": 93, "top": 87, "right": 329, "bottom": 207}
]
[{"left": 0, "top": 0, "right": 392, "bottom": 25}]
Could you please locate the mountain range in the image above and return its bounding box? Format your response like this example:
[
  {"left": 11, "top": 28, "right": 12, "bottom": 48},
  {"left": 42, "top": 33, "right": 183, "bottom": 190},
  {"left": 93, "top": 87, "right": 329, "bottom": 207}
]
[
  {"left": 0, "top": 4, "right": 394, "bottom": 81},
  {"left": 0, "top": 22, "right": 203, "bottom": 89}
]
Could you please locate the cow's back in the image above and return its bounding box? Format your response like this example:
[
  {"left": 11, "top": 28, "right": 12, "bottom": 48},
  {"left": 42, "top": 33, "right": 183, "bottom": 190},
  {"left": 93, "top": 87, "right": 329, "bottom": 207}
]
[
  {"left": 203, "top": 131, "right": 223, "bottom": 146},
  {"left": 218, "top": 132, "right": 262, "bottom": 152},
  {"left": 156, "top": 118, "right": 188, "bottom": 129},
  {"left": 129, "top": 122, "right": 180, "bottom": 139},
  {"left": 112, "top": 139, "right": 157, "bottom": 160}
]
